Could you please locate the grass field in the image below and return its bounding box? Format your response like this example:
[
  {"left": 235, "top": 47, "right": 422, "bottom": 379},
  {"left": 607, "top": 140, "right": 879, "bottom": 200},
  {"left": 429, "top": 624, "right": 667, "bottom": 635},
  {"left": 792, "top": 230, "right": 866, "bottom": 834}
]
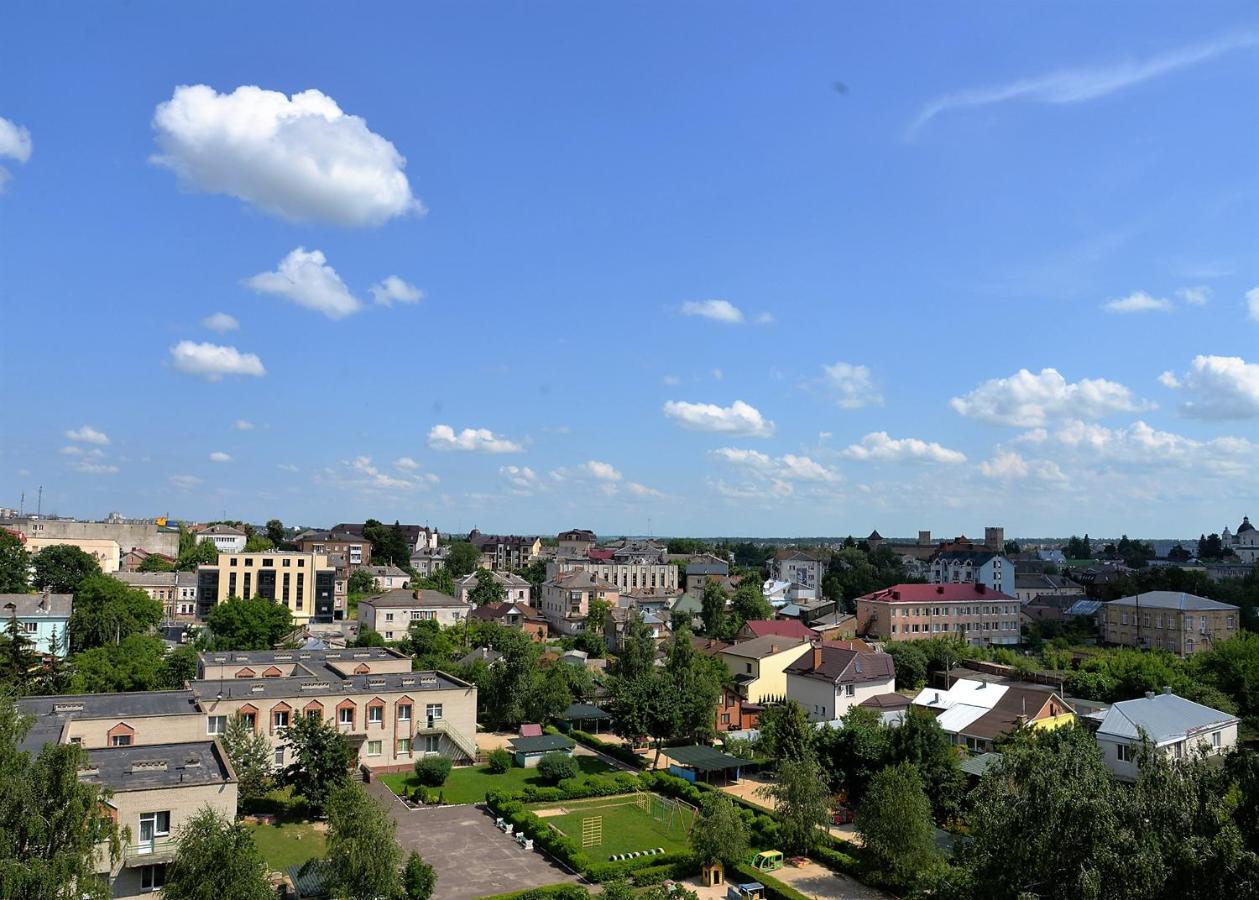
[
  {"left": 379, "top": 755, "right": 615, "bottom": 805},
  {"left": 530, "top": 794, "right": 694, "bottom": 859},
  {"left": 245, "top": 820, "right": 327, "bottom": 872}
]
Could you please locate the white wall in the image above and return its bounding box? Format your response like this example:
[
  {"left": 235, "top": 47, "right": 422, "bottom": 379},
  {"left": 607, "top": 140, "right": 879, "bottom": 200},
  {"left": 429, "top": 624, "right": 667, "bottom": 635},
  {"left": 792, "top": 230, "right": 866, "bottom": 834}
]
[{"left": 787, "top": 673, "right": 896, "bottom": 721}]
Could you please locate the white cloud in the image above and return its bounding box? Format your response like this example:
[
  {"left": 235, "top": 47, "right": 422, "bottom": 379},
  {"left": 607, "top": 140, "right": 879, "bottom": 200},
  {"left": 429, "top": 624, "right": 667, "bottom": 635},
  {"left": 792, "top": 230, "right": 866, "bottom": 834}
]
[
  {"left": 337, "top": 456, "right": 427, "bottom": 491},
  {"left": 1102, "top": 290, "right": 1172, "bottom": 314},
  {"left": 754, "top": 312, "right": 775, "bottom": 325},
  {"left": 169, "top": 474, "right": 203, "bottom": 489},
  {"left": 150, "top": 84, "right": 420, "bottom": 226},
  {"left": 626, "top": 482, "right": 663, "bottom": 497},
  {"left": 202, "top": 312, "right": 240, "bottom": 333},
  {"left": 711, "top": 369, "right": 724, "bottom": 381},
  {"left": 0, "top": 115, "right": 32, "bottom": 190},
  {"left": 711, "top": 448, "right": 840, "bottom": 482},
  {"left": 1177, "top": 286, "right": 1211, "bottom": 306},
  {"left": 950, "top": 367, "right": 1146, "bottom": 427},
  {"left": 232, "top": 420, "right": 255, "bottom": 432},
  {"left": 581, "top": 460, "right": 622, "bottom": 481},
  {"left": 663, "top": 400, "right": 775, "bottom": 437},
  {"left": 821, "top": 362, "right": 882, "bottom": 409},
  {"left": 979, "top": 450, "right": 1065, "bottom": 482},
  {"left": 842, "top": 432, "right": 967, "bottom": 464},
  {"left": 170, "top": 340, "right": 266, "bottom": 381},
  {"left": 1162, "top": 355, "right": 1259, "bottom": 419},
  {"left": 680, "top": 299, "right": 743, "bottom": 324},
  {"left": 394, "top": 456, "right": 420, "bottom": 471},
  {"left": 910, "top": 32, "right": 1258, "bottom": 135},
  {"left": 662, "top": 374, "right": 681, "bottom": 386},
  {"left": 427, "top": 424, "right": 523, "bottom": 454},
  {"left": 370, "top": 275, "right": 423, "bottom": 306},
  {"left": 246, "top": 247, "right": 361, "bottom": 319},
  {"left": 1247, "top": 287, "right": 1259, "bottom": 322},
  {"left": 1043, "top": 418, "right": 1255, "bottom": 477},
  {"left": 277, "top": 463, "right": 299, "bottom": 473},
  {"left": 70, "top": 460, "right": 120, "bottom": 475},
  {"left": 209, "top": 451, "right": 233, "bottom": 463},
  {"left": 500, "top": 465, "right": 540, "bottom": 494},
  {"left": 65, "top": 425, "right": 110, "bottom": 446},
  {"left": 59, "top": 446, "right": 83, "bottom": 456}
]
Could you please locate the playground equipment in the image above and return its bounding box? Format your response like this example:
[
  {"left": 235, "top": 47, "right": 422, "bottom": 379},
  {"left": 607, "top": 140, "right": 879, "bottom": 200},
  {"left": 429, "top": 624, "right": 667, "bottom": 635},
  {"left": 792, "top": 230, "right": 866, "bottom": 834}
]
[
  {"left": 751, "top": 850, "right": 784, "bottom": 873},
  {"left": 581, "top": 815, "right": 603, "bottom": 848},
  {"left": 725, "top": 882, "right": 765, "bottom": 900}
]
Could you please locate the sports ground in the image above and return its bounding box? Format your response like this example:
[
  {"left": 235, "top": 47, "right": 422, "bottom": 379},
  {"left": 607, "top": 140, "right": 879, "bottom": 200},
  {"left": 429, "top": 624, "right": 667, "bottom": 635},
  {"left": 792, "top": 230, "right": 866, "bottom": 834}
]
[{"left": 530, "top": 792, "right": 695, "bottom": 859}]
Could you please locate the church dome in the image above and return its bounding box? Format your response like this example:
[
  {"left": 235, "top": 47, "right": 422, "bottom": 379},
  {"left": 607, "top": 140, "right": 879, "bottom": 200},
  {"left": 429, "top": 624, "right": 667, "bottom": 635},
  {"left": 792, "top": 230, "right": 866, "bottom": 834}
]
[{"left": 1239, "top": 516, "right": 1255, "bottom": 534}]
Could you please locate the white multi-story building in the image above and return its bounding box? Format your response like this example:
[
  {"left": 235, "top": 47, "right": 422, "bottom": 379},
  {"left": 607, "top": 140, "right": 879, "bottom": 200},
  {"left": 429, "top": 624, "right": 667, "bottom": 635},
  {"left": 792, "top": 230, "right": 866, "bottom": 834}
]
[
  {"left": 194, "top": 524, "right": 247, "bottom": 554},
  {"left": 770, "top": 549, "right": 823, "bottom": 591},
  {"left": 930, "top": 550, "right": 1014, "bottom": 596}
]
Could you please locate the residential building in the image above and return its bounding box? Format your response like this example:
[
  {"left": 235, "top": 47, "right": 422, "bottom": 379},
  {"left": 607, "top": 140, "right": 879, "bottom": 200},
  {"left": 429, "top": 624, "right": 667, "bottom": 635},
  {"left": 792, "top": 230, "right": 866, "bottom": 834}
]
[
  {"left": 194, "top": 524, "right": 247, "bottom": 554},
  {"left": 606, "top": 607, "right": 665, "bottom": 650},
  {"left": 548, "top": 555, "right": 679, "bottom": 593},
  {"left": 467, "top": 601, "right": 549, "bottom": 641},
  {"left": 737, "top": 619, "right": 819, "bottom": 642},
  {"left": 0, "top": 591, "right": 72, "bottom": 656},
  {"left": 295, "top": 530, "right": 372, "bottom": 614},
  {"left": 785, "top": 644, "right": 896, "bottom": 722},
  {"left": 118, "top": 548, "right": 176, "bottom": 573},
  {"left": 719, "top": 636, "right": 812, "bottom": 704},
  {"left": 0, "top": 515, "right": 179, "bottom": 557},
  {"left": 467, "top": 529, "right": 541, "bottom": 570},
  {"left": 912, "top": 678, "right": 1075, "bottom": 752},
  {"left": 1222, "top": 516, "right": 1259, "bottom": 564},
  {"left": 762, "top": 580, "right": 818, "bottom": 606},
  {"left": 1014, "top": 573, "right": 1077, "bottom": 604},
  {"left": 619, "top": 587, "right": 683, "bottom": 616},
  {"left": 331, "top": 522, "right": 439, "bottom": 555},
  {"left": 191, "top": 648, "right": 478, "bottom": 772},
  {"left": 557, "top": 528, "right": 597, "bottom": 557},
  {"left": 930, "top": 550, "right": 1014, "bottom": 596},
  {"left": 112, "top": 572, "right": 199, "bottom": 622},
  {"left": 857, "top": 582, "right": 1021, "bottom": 647},
  {"left": 540, "top": 571, "right": 620, "bottom": 635},
  {"left": 455, "top": 570, "right": 532, "bottom": 605},
  {"left": 769, "top": 549, "right": 823, "bottom": 591},
  {"left": 364, "top": 565, "right": 410, "bottom": 591},
  {"left": 357, "top": 589, "right": 471, "bottom": 638},
  {"left": 716, "top": 685, "right": 761, "bottom": 733},
  {"left": 1101, "top": 591, "right": 1240, "bottom": 656},
  {"left": 196, "top": 551, "right": 336, "bottom": 625},
  {"left": 24, "top": 536, "right": 120, "bottom": 572},
  {"left": 409, "top": 546, "right": 447, "bottom": 576},
  {"left": 1094, "top": 690, "right": 1239, "bottom": 781},
  {"left": 685, "top": 555, "right": 730, "bottom": 594}
]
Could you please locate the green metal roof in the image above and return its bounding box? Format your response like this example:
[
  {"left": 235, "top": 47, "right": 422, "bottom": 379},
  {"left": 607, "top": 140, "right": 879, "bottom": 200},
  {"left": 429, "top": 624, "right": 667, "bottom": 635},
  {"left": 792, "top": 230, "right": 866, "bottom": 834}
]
[
  {"left": 959, "top": 751, "right": 1002, "bottom": 778},
  {"left": 560, "top": 703, "right": 610, "bottom": 721},
  {"left": 664, "top": 744, "right": 744, "bottom": 772},
  {"left": 510, "top": 734, "right": 576, "bottom": 753}
]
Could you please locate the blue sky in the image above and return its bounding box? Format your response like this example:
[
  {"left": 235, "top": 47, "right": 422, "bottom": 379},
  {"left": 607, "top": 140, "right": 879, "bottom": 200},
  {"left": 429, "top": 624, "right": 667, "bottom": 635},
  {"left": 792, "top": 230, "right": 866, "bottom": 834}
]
[{"left": 2, "top": 3, "right": 1257, "bottom": 538}]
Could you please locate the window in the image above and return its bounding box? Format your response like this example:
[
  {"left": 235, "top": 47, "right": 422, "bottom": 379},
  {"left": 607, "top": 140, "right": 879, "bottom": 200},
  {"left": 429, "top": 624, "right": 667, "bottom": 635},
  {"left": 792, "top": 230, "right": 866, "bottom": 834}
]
[
  {"left": 241, "top": 712, "right": 256, "bottom": 730},
  {"left": 306, "top": 708, "right": 321, "bottom": 720},
  {"left": 424, "top": 735, "right": 440, "bottom": 753},
  {"left": 21, "top": 621, "right": 36, "bottom": 633},
  {"left": 397, "top": 704, "right": 411, "bottom": 722},
  {"left": 1117, "top": 743, "right": 1135, "bottom": 763},
  {"left": 385, "top": 612, "right": 394, "bottom": 622},
  {"left": 138, "top": 811, "right": 171, "bottom": 849},
  {"left": 367, "top": 740, "right": 382, "bottom": 757},
  {"left": 273, "top": 710, "right": 289, "bottom": 729},
  {"left": 274, "top": 747, "right": 284, "bottom": 767},
  {"left": 207, "top": 715, "right": 226, "bottom": 735},
  {"left": 368, "top": 706, "right": 383, "bottom": 725},
  {"left": 1212, "top": 731, "right": 1222, "bottom": 749},
  {"left": 140, "top": 864, "right": 167, "bottom": 892},
  {"left": 339, "top": 706, "right": 354, "bottom": 726},
  {"left": 112, "top": 734, "right": 132, "bottom": 747},
  {"left": 845, "top": 684, "right": 855, "bottom": 697},
  {"left": 397, "top": 738, "right": 411, "bottom": 754},
  {"left": 425, "top": 704, "right": 443, "bottom": 722}
]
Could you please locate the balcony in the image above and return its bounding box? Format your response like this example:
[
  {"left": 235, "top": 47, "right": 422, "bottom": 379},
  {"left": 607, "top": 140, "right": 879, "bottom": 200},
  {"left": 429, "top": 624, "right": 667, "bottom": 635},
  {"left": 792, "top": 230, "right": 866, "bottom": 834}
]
[{"left": 123, "top": 838, "right": 178, "bottom": 866}]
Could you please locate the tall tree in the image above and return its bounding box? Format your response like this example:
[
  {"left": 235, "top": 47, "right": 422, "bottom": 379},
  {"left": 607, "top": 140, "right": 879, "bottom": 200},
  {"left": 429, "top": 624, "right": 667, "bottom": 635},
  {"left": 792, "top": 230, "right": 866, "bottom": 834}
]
[
  {"left": 282, "top": 713, "right": 355, "bottom": 815},
  {"left": 468, "top": 569, "right": 506, "bottom": 607},
  {"left": 347, "top": 568, "right": 376, "bottom": 595},
  {"left": 0, "top": 697, "right": 119, "bottom": 898},
  {"left": 401, "top": 851, "right": 437, "bottom": 900},
  {"left": 31, "top": 545, "right": 101, "bottom": 594},
  {"left": 700, "top": 579, "right": 728, "bottom": 637},
  {"left": 326, "top": 781, "right": 403, "bottom": 900},
  {"left": 161, "top": 807, "right": 273, "bottom": 900},
  {"left": 690, "top": 793, "right": 749, "bottom": 867},
  {"left": 816, "top": 704, "right": 890, "bottom": 802},
  {"left": 67, "top": 575, "right": 162, "bottom": 652},
  {"left": 887, "top": 707, "right": 964, "bottom": 823},
  {"left": 857, "top": 762, "right": 941, "bottom": 891},
  {"left": 758, "top": 756, "right": 830, "bottom": 855},
  {"left": 221, "top": 714, "right": 274, "bottom": 809},
  {"left": 176, "top": 539, "right": 219, "bottom": 570},
  {"left": 68, "top": 634, "right": 170, "bottom": 693},
  {"left": 758, "top": 699, "right": 815, "bottom": 764},
  {"left": 445, "top": 541, "right": 481, "bottom": 577},
  {"left": 661, "top": 626, "right": 723, "bottom": 744},
  {"left": 0, "top": 529, "right": 31, "bottom": 593},
  {"left": 265, "top": 518, "right": 286, "bottom": 547},
  {"left": 0, "top": 608, "right": 39, "bottom": 691},
  {"left": 730, "top": 581, "right": 773, "bottom": 627},
  {"left": 206, "top": 595, "right": 293, "bottom": 651},
  {"left": 136, "top": 553, "right": 175, "bottom": 573},
  {"left": 616, "top": 609, "right": 657, "bottom": 680}
]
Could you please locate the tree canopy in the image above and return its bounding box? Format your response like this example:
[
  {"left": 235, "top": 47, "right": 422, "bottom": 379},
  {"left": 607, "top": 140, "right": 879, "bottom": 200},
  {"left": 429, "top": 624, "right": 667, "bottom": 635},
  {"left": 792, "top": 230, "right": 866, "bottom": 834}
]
[
  {"left": 0, "top": 529, "right": 30, "bottom": 593},
  {"left": 161, "top": 807, "right": 273, "bottom": 900},
  {"left": 326, "top": 781, "right": 403, "bottom": 900},
  {"left": 206, "top": 595, "right": 293, "bottom": 651},
  {"left": 281, "top": 712, "right": 356, "bottom": 815},
  {"left": 67, "top": 575, "right": 162, "bottom": 652},
  {"left": 31, "top": 544, "right": 102, "bottom": 594},
  {"left": 445, "top": 541, "right": 481, "bottom": 577}
]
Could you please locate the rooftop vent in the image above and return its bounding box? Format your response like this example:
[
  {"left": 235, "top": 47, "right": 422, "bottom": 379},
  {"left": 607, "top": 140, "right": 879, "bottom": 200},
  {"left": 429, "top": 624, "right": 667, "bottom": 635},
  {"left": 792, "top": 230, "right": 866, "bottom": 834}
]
[
  {"left": 130, "top": 760, "right": 169, "bottom": 772},
  {"left": 936, "top": 585, "right": 944, "bottom": 594},
  {"left": 250, "top": 683, "right": 266, "bottom": 693},
  {"left": 299, "top": 682, "right": 330, "bottom": 690},
  {"left": 401, "top": 678, "right": 417, "bottom": 686},
  {"left": 183, "top": 755, "right": 202, "bottom": 768},
  {"left": 367, "top": 678, "right": 386, "bottom": 687},
  {"left": 53, "top": 703, "right": 85, "bottom": 713}
]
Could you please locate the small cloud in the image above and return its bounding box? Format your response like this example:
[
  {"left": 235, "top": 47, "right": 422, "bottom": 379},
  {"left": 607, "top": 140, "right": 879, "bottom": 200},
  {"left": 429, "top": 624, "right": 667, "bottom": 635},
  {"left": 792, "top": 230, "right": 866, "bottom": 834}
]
[
  {"left": 170, "top": 474, "right": 203, "bottom": 489},
  {"left": 662, "top": 400, "right": 775, "bottom": 437},
  {"left": 821, "top": 362, "right": 882, "bottom": 409},
  {"left": 679, "top": 299, "right": 744, "bottom": 324},
  {"left": 581, "top": 460, "right": 622, "bottom": 481},
  {"left": 626, "top": 482, "right": 663, "bottom": 497},
  {"left": 369, "top": 275, "right": 424, "bottom": 306},
  {"left": 1177, "top": 286, "right": 1211, "bottom": 306},
  {"left": 232, "top": 419, "right": 255, "bottom": 431},
  {"left": 1158, "top": 371, "right": 1181, "bottom": 389},
  {"left": 277, "top": 463, "right": 300, "bottom": 472},
  {"left": 170, "top": 341, "right": 266, "bottom": 381},
  {"left": 394, "top": 457, "right": 419, "bottom": 470},
  {"left": 65, "top": 425, "right": 110, "bottom": 446},
  {"left": 246, "top": 247, "right": 362, "bottom": 320},
  {"left": 0, "top": 115, "right": 33, "bottom": 190},
  {"left": 1102, "top": 290, "right": 1172, "bottom": 314},
  {"left": 662, "top": 374, "right": 681, "bottom": 386},
  {"left": 754, "top": 312, "right": 775, "bottom": 325},
  {"left": 979, "top": 450, "right": 1029, "bottom": 479},
  {"left": 209, "top": 451, "right": 233, "bottom": 463},
  {"left": 427, "top": 424, "right": 523, "bottom": 454},
  {"left": 202, "top": 312, "right": 240, "bottom": 333},
  {"left": 711, "top": 369, "right": 724, "bottom": 381},
  {"left": 842, "top": 432, "right": 966, "bottom": 464},
  {"left": 1247, "top": 286, "right": 1259, "bottom": 322},
  {"left": 500, "top": 465, "right": 540, "bottom": 494},
  {"left": 70, "top": 460, "right": 119, "bottom": 475}
]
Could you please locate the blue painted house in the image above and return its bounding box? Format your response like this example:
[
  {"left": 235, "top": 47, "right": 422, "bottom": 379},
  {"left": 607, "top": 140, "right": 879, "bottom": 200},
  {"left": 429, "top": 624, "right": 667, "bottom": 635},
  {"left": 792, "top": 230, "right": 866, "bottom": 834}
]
[{"left": 1, "top": 592, "right": 72, "bottom": 657}]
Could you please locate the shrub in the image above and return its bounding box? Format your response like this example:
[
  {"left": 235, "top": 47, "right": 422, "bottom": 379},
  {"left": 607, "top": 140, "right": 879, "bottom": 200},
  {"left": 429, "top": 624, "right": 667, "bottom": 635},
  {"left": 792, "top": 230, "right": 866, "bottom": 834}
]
[
  {"left": 537, "top": 752, "right": 579, "bottom": 786},
  {"left": 414, "top": 756, "right": 452, "bottom": 787},
  {"left": 488, "top": 749, "right": 513, "bottom": 774}
]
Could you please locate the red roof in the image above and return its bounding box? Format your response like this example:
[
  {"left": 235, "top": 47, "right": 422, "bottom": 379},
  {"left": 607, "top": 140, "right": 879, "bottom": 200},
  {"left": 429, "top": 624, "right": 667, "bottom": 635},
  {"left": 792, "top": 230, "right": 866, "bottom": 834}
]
[
  {"left": 859, "top": 583, "right": 1015, "bottom": 603},
  {"left": 743, "top": 619, "right": 819, "bottom": 640},
  {"left": 587, "top": 549, "right": 615, "bottom": 561}
]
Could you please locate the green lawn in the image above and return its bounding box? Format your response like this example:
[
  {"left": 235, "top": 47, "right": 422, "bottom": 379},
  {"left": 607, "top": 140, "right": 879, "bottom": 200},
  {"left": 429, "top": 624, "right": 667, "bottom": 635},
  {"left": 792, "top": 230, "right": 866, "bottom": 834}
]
[
  {"left": 245, "top": 820, "right": 327, "bottom": 872},
  {"left": 379, "top": 756, "right": 614, "bottom": 805},
  {"left": 531, "top": 794, "right": 693, "bottom": 859}
]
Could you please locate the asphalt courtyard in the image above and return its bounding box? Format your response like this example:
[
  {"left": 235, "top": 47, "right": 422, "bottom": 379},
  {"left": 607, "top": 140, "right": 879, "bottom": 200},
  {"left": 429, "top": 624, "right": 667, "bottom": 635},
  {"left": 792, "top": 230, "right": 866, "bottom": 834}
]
[{"left": 368, "top": 781, "right": 580, "bottom": 899}]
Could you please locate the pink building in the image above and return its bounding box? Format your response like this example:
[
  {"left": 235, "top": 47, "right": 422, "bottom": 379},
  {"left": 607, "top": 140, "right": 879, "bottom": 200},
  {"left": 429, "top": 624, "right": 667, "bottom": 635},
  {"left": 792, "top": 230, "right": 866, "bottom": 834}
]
[{"left": 856, "top": 582, "right": 1020, "bottom": 647}]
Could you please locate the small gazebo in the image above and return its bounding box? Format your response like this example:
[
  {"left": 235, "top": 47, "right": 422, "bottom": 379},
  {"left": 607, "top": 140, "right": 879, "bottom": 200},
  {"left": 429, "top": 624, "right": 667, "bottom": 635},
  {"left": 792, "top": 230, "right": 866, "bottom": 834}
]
[
  {"left": 662, "top": 745, "right": 745, "bottom": 785},
  {"left": 557, "top": 702, "right": 612, "bottom": 734}
]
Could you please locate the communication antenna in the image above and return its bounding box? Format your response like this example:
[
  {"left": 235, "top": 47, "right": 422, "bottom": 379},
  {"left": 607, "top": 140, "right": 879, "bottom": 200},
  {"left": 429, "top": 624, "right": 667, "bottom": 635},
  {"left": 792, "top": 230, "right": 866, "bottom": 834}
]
[{"left": 37, "top": 486, "right": 42, "bottom": 517}]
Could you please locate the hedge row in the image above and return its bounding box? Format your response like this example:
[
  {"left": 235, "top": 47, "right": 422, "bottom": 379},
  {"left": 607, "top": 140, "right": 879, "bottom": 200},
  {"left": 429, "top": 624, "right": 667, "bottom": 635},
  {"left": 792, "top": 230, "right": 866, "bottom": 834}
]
[
  {"left": 476, "top": 885, "right": 591, "bottom": 900},
  {"left": 568, "top": 730, "right": 648, "bottom": 769},
  {"left": 629, "top": 858, "right": 703, "bottom": 886},
  {"left": 486, "top": 771, "right": 643, "bottom": 807}
]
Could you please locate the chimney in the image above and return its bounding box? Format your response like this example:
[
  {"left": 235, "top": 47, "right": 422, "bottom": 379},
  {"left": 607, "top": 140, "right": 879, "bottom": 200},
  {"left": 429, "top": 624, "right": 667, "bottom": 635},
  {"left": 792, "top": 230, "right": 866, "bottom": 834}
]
[
  {"left": 1162, "top": 685, "right": 1172, "bottom": 695},
  {"left": 1145, "top": 691, "right": 1155, "bottom": 700},
  {"left": 976, "top": 583, "right": 986, "bottom": 594},
  {"left": 770, "top": 642, "right": 779, "bottom": 654},
  {"left": 812, "top": 643, "right": 823, "bottom": 670},
  {"left": 891, "top": 590, "right": 900, "bottom": 600},
  {"left": 39, "top": 590, "right": 50, "bottom": 611}
]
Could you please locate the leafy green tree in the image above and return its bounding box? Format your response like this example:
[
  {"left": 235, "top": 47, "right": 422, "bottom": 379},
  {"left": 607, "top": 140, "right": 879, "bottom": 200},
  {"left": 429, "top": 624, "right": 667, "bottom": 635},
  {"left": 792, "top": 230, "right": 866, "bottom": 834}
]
[
  {"left": 206, "top": 595, "right": 293, "bottom": 651},
  {"left": 136, "top": 553, "right": 175, "bottom": 573},
  {"left": 660, "top": 626, "right": 723, "bottom": 746},
  {"left": 857, "top": 762, "right": 941, "bottom": 891},
  {"left": 537, "top": 751, "right": 579, "bottom": 785},
  {"left": 31, "top": 544, "right": 101, "bottom": 593},
  {"left": 265, "top": 519, "right": 286, "bottom": 547},
  {"left": 515, "top": 559, "right": 548, "bottom": 598},
  {"left": 883, "top": 642, "right": 928, "bottom": 690},
  {"left": 601, "top": 880, "right": 635, "bottom": 900},
  {"left": 758, "top": 756, "right": 830, "bottom": 854},
  {"left": 0, "top": 529, "right": 31, "bottom": 593},
  {"left": 1193, "top": 632, "right": 1259, "bottom": 719},
  {"left": 326, "top": 781, "right": 402, "bottom": 900},
  {"left": 614, "top": 609, "right": 657, "bottom": 681},
  {"left": 176, "top": 539, "right": 219, "bottom": 570},
  {"left": 0, "top": 696, "right": 119, "bottom": 898},
  {"left": 348, "top": 567, "right": 376, "bottom": 595},
  {"left": 282, "top": 712, "right": 356, "bottom": 815},
  {"left": 816, "top": 704, "right": 891, "bottom": 802},
  {"left": 400, "top": 619, "right": 460, "bottom": 670},
  {"left": 700, "top": 579, "right": 728, "bottom": 637},
  {"left": 690, "top": 793, "right": 748, "bottom": 866},
  {"left": 412, "top": 567, "right": 457, "bottom": 596},
  {"left": 445, "top": 541, "right": 481, "bottom": 576},
  {"left": 68, "top": 634, "right": 170, "bottom": 693},
  {"left": 468, "top": 569, "right": 507, "bottom": 607},
  {"left": 221, "top": 714, "right": 274, "bottom": 809},
  {"left": 730, "top": 581, "right": 773, "bottom": 627},
  {"left": 401, "top": 851, "right": 437, "bottom": 900},
  {"left": 67, "top": 575, "right": 162, "bottom": 652},
  {"left": 757, "top": 699, "right": 815, "bottom": 764},
  {"left": 414, "top": 756, "right": 452, "bottom": 787},
  {"left": 887, "top": 707, "right": 964, "bottom": 823},
  {"left": 0, "top": 608, "right": 39, "bottom": 691},
  {"left": 162, "top": 806, "right": 273, "bottom": 900},
  {"left": 488, "top": 748, "right": 513, "bottom": 773},
  {"left": 351, "top": 627, "right": 387, "bottom": 648},
  {"left": 242, "top": 535, "right": 273, "bottom": 553}
]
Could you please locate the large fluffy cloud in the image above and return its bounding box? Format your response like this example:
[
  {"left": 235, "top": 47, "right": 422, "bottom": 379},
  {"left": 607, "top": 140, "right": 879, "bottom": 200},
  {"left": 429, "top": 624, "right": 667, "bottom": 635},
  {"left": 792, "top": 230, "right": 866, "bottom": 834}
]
[
  {"left": 1033, "top": 418, "right": 1256, "bottom": 477},
  {"left": 1160, "top": 355, "right": 1259, "bottom": 420},
  {"left": 842, "top": 432, "right": 966, "bottom": 464},
  {"left": 246, "top": 247, "right": 362, "bottom": 319},
  {"left": 663, "top": 400, "right": 775, "bottom": 437},
  {"left": 427, "top": 425, "right": 522, "bottom": 453},
  {"left": 169, "top": 340, "right": 266, "bottom": 381},
  {"left": 821, "top": 362, "right": 882, "bottom": 409},
  {"left": 0, "top": 115, "right": 32, "bottom": 190},
  {"left": 951, "top": 368, "right": 1145, "bottom": 427},
  {"left": 151, "top": 85, "right": 420, "bottom": 226}
]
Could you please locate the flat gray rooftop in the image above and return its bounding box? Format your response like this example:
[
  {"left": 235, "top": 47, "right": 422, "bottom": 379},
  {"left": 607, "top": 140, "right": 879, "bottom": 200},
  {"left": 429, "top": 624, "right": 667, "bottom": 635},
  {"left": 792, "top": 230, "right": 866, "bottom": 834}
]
[{"left": 80, "top": 741, "right": 232, "bottom": 791}]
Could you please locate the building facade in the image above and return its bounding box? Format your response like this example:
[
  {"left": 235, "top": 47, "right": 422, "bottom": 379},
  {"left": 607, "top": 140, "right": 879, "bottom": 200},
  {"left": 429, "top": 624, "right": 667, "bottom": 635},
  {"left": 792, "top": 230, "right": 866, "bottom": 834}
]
[
  {"left": 1222, "top": 516, "right": 1259, "bottom": 564},
  {"left": 0, "top": 516, "right": 179, "bottom": 557},
  {"left": 112, "top": 572, "right": 199, "bottom": 623},
  {"left": 769, "top": 550, "right": 823, "bottom": 590},
  {"left": 930, "top": 550, "right": 1014, "bottom": 596},
  {"left": 468, "top": 530, "right": 541, "bottom": 571},
  {"left": 540, "top": 571, "right": 620, "bottom": 635},
  {"left": 1101, "top": 591, "right": 1240, "bottom": 657},
  {"left": 455, "top": 571, "right": 532, "bottom": 605},
  {"left": 557, "top": 529, "right": 597, "bottom": 558},
  {"left": 1095, "top": 690, "right": 1239, "bottom": 781},
  {"left": 196, "top": 551, "right": 336, "bottom": 625},
  {"left": 0, "top": 591, "right": 72, "bottom": 656},
  {"left": 857, "top": 583, "right": 1021, "bottom": 646},
  {"left": 194, "top": 524, "right": 247, "bottom": 554},
  {"left": 357, "top": 589, "right": 472, "bottom": 637},
  {"left": 718, "top": 636, "right": 812, "bottom": 704},
  {"left": 785, "top": 644, "right": 897, "bottom": 722}
]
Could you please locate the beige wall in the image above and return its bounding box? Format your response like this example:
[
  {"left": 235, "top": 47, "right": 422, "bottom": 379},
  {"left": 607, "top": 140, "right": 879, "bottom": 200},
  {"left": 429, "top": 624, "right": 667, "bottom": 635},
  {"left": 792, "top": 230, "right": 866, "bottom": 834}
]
[
  {"left": 206, "top": 551, "right": 332, "bottom": 623},
  {"left": 858, "top": 598, "right": 1021, "bottom": 647},
  {"left": 66, "top": 713, "right": 206, "bottom": 749},
  {"left": 359, "top": 601, "right": 468, "bottom": 635},
  {"left": 26, "top": 537, "right": 120, "bottom": 573},
  {"left": 720, "top": 643, "right": 811, "bottom": 703},
  {"left": 787, "top": 672, "right": 896, "bottom": 721},
  {"left": 1102, "top": 605, "right": 1238, "bottom": 656}
]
